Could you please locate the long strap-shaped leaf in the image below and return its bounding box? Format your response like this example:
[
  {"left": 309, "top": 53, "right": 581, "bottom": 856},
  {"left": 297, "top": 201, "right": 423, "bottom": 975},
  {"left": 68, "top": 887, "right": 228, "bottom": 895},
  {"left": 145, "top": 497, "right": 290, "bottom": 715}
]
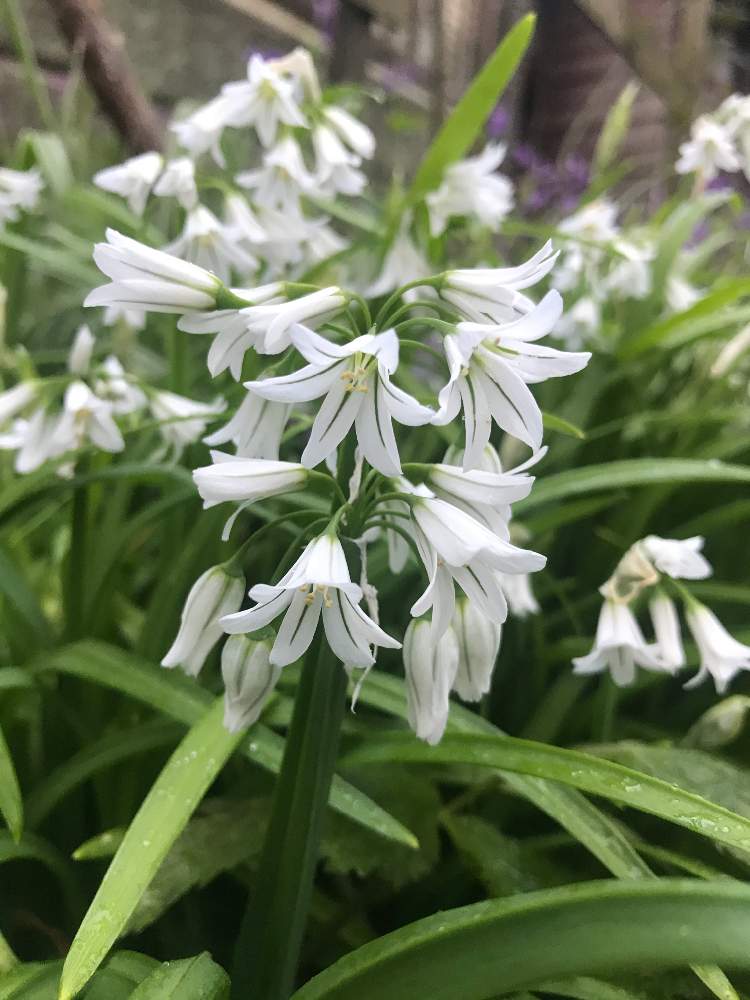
[
  {"left": 290, "top": 880, "right": 750, "bottom": 1000},
  {"left": 40, "top": 641, "right": 417, "bottom": 849},
  {"left": 0, "top": 722, "right": 22, "bottom": 842},
  {"left": 343, "top": 732, "right": 750, "bottom": 853}
]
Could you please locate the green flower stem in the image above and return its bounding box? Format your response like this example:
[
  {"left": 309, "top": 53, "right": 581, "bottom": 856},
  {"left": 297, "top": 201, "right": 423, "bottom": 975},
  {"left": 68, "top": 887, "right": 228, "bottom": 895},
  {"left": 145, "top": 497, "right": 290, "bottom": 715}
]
[
  {"left": 230, "top": 631, "right": 348, "bottom": 1000},
  {"left": 374, "top": 277, "right": 439, "bottom": 327},
  {"left": 64, "top": 465, "right": 89, "bottom": 641}
]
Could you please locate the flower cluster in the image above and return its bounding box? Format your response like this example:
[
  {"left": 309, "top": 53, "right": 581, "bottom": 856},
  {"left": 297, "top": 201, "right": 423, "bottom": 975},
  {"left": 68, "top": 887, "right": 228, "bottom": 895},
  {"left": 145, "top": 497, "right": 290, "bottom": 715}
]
[
  {"left": 0, "top": 166, "right": 43, "bottom": 229},
  {"left": 676, "top": 93, "right": 750, "bottom": 184},
  {"left": 573, "top": 535, "right": 750, "bottom": 692}
]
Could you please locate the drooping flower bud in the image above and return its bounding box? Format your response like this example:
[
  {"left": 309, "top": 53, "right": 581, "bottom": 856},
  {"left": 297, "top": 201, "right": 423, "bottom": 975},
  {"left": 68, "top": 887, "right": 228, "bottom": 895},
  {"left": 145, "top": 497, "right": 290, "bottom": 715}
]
[
  {"left": 221, "top": 634, "right": 279, "bottom": 732},
  {"left": 451, "top": 597, "right": 502, "bottom": 702},
  {"left": 403, "top": 618, "right": 459, "bottom": 745}
]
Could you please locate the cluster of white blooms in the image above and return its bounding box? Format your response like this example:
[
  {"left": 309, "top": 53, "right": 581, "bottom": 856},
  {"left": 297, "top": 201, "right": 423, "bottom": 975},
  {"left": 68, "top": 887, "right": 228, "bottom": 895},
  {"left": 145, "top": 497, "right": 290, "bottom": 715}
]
[
  {"left": 676, "top": 93, "right": 750, "bottom": 183},
  {"left": 0, "top": 166, "right": 44, "bottom": 229},
  {"left": 83, "top": 210, "right": 593, "bottom": 741},
  {"left": 573, "top": 535, "right": 750, "bottom": 692},
  {"left": 0, "top": 323, "right": 224, "bottom": 474},
  {"left": 426, "top": 143, "right": 514, "bottom": 237}
]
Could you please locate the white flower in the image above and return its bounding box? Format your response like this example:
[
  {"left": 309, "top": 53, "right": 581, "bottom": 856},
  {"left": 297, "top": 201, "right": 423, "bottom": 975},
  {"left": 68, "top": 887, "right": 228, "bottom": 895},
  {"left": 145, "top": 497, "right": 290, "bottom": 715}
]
[
  {"left": 676, "top": 115, "right": 740, "bottom": 180},
  {"left": 221, "top": 533, "right": 401, "bottom": 668},
  {"left": 220, "top": 54, "right": 307, "bottom": 147},
  {"left": 268, "top": 47, "right": 321, "bottom": 102},
  {"left": 403, "top": 617, "right": 459, "bottom": 744},
  {"left": 605, "top": 238, "right": 654, "bottom": 300},
  {"left": 164, "top": 205, "right": 259, "bottom": 284},
  {"left": 366, "top": 221, "right": 431, "bottom": 298},
  {"left": 0, "top": 382, "right": 36, "bottom": 425},
  {"left": 312, "top": 124, "right": 366, "bottom": 197},
  {"left": 666, "top": 275, "right": 701, "bottom": 314},
  {"left": 649, "top": 593, "right": 685, "bottom": 670},
  {"left": 85, "top": 229, "right": 222, "bottom": 315},
  {"left": 150, "top": 390, "right": 225, "bottom": 452},
  {"left": 172, "top": 94, "right": 235, "bottom": 165},
  {"left": 203, "top": 391, "right": 288, "bottom": 458},
  {"left": 246, "top": 326, "right": 432, "bottom": 474},
  {"left": 440, "top": 241, "right": 558, "bottom": 322},
  {"left": 434, "top": 291, "right": 589, "bottom": 464},
  {"left": 685, "top": 602, "right": 750, "bottom": 693},
  {"left": 427, "top": 144, "right": 514, "bottom": 237},
  {"left": 500, "top": 572, "right": 540, "bottom": 617},
  {"left": 451, "top": 597, "right": 502, "bottom": 702},
  {"left": 93, "top": 356, "right": 146, "bottom": 414},
  {"left": 52, "top": 381, "right": 124, "bottom": 457},
  {"left": 193, "top": 454, "right": 307, "bottom": 508},
  {"left": 553, "top": 296, "right": 600, "bottom": 350},
  {"left": 572, "top": 599, "right": 667, "bottom": 686},
  {"left": 554, "top": 201, "right": 620, "bottom": 292},
  {"left": 640, "top": 535, "right": 712, "bottom": 580},
  {"left": 153, "top": 157, "right": 198, "bottom": 210},
  {"left": 0, "top": 167, "right": 43, "bottom": 226},
  {"left": 235, "top": 136, "right": 316, "bottom": 209},
  {"left": 68, "top": 325, "right": 96, "bottom": 375},
  {"left": 162, "top": 563, "right": 245, "bottom": 676},
  {"left": 719, "top": 93, "right": 750, "bottom": 180},
  {"left": 224, "top": 193, "right": 268, "bottom": 246},
  {"left": 221, "top": 634, "right": 280, "bottom": 732},
  {"left": 323, "top": 105, "right": 375, "bottom": 159},
  {"left": 12, "top": 409, "right": 58, "bottom": 473},
  {"left": 102, "top": 303, "right": 146, "bottom": 331},
  {"left": 93, "top": 152, "right": 163, "bottom": 216}
]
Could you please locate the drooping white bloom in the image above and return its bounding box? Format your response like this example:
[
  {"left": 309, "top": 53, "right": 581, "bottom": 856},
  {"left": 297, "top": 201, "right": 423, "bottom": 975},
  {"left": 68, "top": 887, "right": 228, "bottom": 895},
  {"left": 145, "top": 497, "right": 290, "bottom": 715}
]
[
  {"left": 193, "top": 453, "right": 307, "bottom": 508},
  {"left": 11, "top": 409, "right": 59, "bottom": 473},
  {"left": 268, "top": 47, "right": 321, "bottom": 102},
  {"left": 553, "top": 295, "right": 600, "bottom": 350},
  {"left": 572, "top": 599, "right": 667, "bottom": 686},
  {"left": 235, "top": 136, "right": 316, "bottom": 209},
  {"left": 172, "top": 93, "right": 235, "bottom": 165},
  {"left": 93, "top": 152, "right": 163, "bottom": 216},
  {"left": 85, "top": 229, "right": 223, "bottom": 315},
  {"left": 153, "top": 157, "right": 198, "bottom": 209},
  {"left": 102, "top": 302, "right": 146, "bottom": 331},
  {"left": 676, "top": 115, "right": 740, "bottom": 181},
  {"left": 224, "top": 193, "right": 268, "bottom": 247},
  {"left": 366, "top": 221, "right": 431, "bottom": 298},
  {"left": 0, "top": 167, "right": 44, "bottom": 226},
  {"left": 246, "top": 326, "right": 432, "bottom": 474},
  {"left": 203, "top": 391, "right": 288, "bottom": 458},
  {"left": 162, "top": 563, "right": 245, "bottom": 676},
  {"left": 685, "top": 603, "right": 750, "bottom": 693},
  {"left": 0, "top": 382, "right": 36, "bottom": 425},
  {"left": 150, "top": 390, "right": 225, "bottom": 452},
  {"left": 554, "top": 200, "right": 619, "bottom": 291},
  {"left": 649, "top": 593, "right": 685, "bottom": 670},
  {"left": 451, "top": 597, "right": 502, "bottom": 702},
  {"left": 500, "top": 571, "right": 540, "bottom": 617},
  {"left": 434, "top": 291, "right": 589, "bottom": 464},
  {"left": 68, "top": 325, "right": 96, "bottom": 375},
  {"left": 604, "top": 238, "right": 654, "bottom": 300},
  {"left": 52, "top": 381, "right": 125, "bottom": 457},
  {"left": 93, "top": 356, "right": 147, "bottom": 414},
  {"left": 312, "top": 124, "right": 366, "bottom": 197},
  {"left": 640, "top": 535, "right": 712, "bottom": 581},
  {"left": 666, "top": 274, "right": 702, "bottom": 314},
  {"left": 323, "top": 105, "right": 375, "bottom": 159},
  {"left": 403, "top": 617, "right": 459, "bottom": 744},
  {"left": 718, "top": 93, "right": 750, "bottom": 180},
  {"left": 221, "top": 533, "right": 401, "bottom": 668},
  {"left": 221, "top": 634, "right": 280, "bottom": 732},
  {"left": 164, "top": 205, "right": 259, "bottom": 283},
  {"left": 427, "top": 144, "right": 514, "bottom": 237},
  {"left": 219, "top": 53, "right": 307, "bottom": 147}
]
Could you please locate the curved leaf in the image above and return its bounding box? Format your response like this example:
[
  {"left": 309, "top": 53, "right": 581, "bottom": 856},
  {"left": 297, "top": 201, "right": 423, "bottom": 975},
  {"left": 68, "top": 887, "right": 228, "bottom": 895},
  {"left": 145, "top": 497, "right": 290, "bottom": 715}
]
[
  {"left": 128, "top": 953, "right": 229, "bottom": 999},
  {"left": 0, "top": 723, "right": 22, "bottom": 842}
]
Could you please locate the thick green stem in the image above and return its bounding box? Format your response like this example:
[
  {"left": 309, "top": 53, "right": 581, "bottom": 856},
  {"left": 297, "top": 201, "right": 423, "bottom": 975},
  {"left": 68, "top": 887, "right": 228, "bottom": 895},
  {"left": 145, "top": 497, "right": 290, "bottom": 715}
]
[
  {"left": 231, "top": 633, "right": 348, "bottom": 1000},
  {"left": 64, "top": 475, "right": 88, "bottom": 641}
]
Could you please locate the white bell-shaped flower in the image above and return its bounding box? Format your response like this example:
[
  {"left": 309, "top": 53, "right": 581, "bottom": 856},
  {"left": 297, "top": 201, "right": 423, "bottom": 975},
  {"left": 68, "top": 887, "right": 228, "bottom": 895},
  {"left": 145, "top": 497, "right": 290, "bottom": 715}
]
[
  {"left": 193, "top": 453, "right": 307, "bottom": 508},
  {"left": 649, "top": 593, "right": 685, "bottom": 671},
  {"left": 676, "top": 115, "right": 740, "bottom": 180},
  {"left": 149, "top": 390, "right": 225, "bottom": 453},
  {"left": 67, "top": 325, "right": 96, "bottom": 376},
  {"left": 640, "top": 535, "right": 712, "bottom": 581},
  {"left": 52, "top": 381, "right": 124, "bottom": 456},
  {"left": 153, "top": 157, "right": 198, "bottom": 210},
  {"left": 451, "top": 597, "right": 502, "bottom": 702},
  {"left": 221, "top": 634, "right": 280, "bottom": 732},
  {"left": 685, "top": 602, "right": 750, "bottom": 693},
  {"left": 572, "top": 599, "right": 667, "bottom": 687},
  {"left": 164, "top": 205, "right": 259, "bottom": 284},
  {"left": 403, "top": 617, "right": 459, "bottom": 745},
  {"left": 203, "top": 391, "right": 288, "bottom": 459},
  {"left": 93, "top": 152, "right": 163, "bottom": 216},
  {"left": 427, "top": 144, "right": 514, "bottom": 237}
]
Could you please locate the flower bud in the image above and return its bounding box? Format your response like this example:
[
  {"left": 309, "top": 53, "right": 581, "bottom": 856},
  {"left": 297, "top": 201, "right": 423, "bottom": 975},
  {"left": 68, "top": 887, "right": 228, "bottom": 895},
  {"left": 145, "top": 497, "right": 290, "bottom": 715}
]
[
  {"left": 451, "top": 597, "right": 502, "bottom": 702},
  {"left": 648, "top": 593, "right": 685, "bottom": 670},
  {"left": 161, "top": 564, "right": 245, "bottom": 676},
  {"left": 193, "top": 456, "right": 307, "bottom": 508},
  {"left": 68, "top": 325, "right": 96, "bottom": 375},
  {"left": 221, "top": 634, "right": 279, "bottom": 732},
  {"left": 403, "top": 618, "right": 459, "bottom": 745}
]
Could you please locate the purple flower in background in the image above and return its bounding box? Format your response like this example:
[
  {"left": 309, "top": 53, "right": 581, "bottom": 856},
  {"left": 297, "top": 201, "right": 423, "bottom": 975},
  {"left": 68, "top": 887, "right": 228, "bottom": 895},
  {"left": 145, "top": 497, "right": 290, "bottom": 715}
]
[
  {"left": 312, "top": 0, "right": 339, "bottom": 37},
  {"left": 515, "top": 149, "right": 590, "bottom": 215},
  {"left": 486, "top": 103, "right": 509, "bottom": 139}
]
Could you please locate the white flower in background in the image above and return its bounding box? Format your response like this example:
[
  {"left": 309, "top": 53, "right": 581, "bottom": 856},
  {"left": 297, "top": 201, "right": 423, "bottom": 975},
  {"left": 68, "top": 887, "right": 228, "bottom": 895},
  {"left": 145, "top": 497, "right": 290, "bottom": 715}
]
[
  {"left": 244, "top": 286, "right": 347, "bottom": 355},
  {"left": 222, "top": 634, "right": 280, "bottom": 732},
  {"left": 269, "top": 47, "right": 322, "bottom": 102},
  {"left": 559, "top": 198, "right": 619, "bottom": 243},
  {"left": 718, "top": 93, "right": 750, "bottom": 179},
  {"left": 605, "top": 238, "right": 654, "bottom": 300},
  {"left": 172, "top": 94, "right": 235, "bottom": 165},
  {"left": 500, "top": 571, "right": 540, "bottom": 617},
  {"left": 312, "top": 124, "right": 366, "bottom": 197},
  {"left": 52, "top": 381, "right": 124, "bottom": 456},
  {"left": 103, "top": 302, "right": 147, "bottom": 331},
  {"left": 193, "top": 453, "right": 307, "bottom": 508},
  {"left": 219, "top": 53, "right": 307, "bottom": 147},
  {"left": 150, "top": 389, "right": 225, "bottom": 453},
  {"left": 440, "top": 241, "right": 558, "bottom": 322},
  {"left": 684, "top": 602, "right": 750, "bottom": 692},
  {"left": 649, "top": 593, "right": 685, "bottom": 670},
  {"left": 711, "top": 322, "right": 750, "bottom": 378},
  {"left": 153, "top": 157, "right": 198, "bottom": 210},
  {"left": 427, "top": 144, "right": 514, "bottom": 237},
  {"left": 300, "top": 218, "right": 349, "bottom": 265},
  {"left": 403, "top": 617, "right": 459, "bottom": 744},
  {"left": 93, "top": 356, "right": 147, "bottom": 414},
  {"left": 9, "top": 408, "right": 59, "bottom": 473},
  {"left": 0, "top": 167, "right": 44, "bottom": 226},
  {"left": 434, "top": 291, "right": 589, "bottom": 464},
  {"left": 666, "top": 274, "right": 701, "bottom": 314},
  {"left": 572, "top": 599, "right": 667, "bottom": 686},
  {"left": 204, "top": 391, "right": 288, "bottom": 458},
  {"left": 676, "top": 115, "right": 740, "bottom": 181},
  {"left": 93, "top": 152, "right": 163, "bottom": 216},
  {"left": 247, "top": 326, "right": 432, "bottom": 474},
  {"left": 86, "top": 229, "right": 223, "bottom": 315},
  {"left": 222, "top": 533, "right": 401, "bottom": 668},
  {"left": 224, "top": 193, "right": 268, "bottom": 246},
  {"left": 553, "top": 296, "right": 600, "bottom": 350},
  {"left": 366, "top": 221, "right": 431, "bottom": 298},
  {"left": 323, "top": 105, "right": 375, "bottom": 159},
  {"left": 0, "top": 382, "right": 37, "bottom": 425},
  {"left": 68, "top": 325, "right": 96, "bottom": 376},
  {"left": 451, "top": 597, "right": 502, "bottom": 702},
  {"left": 555, "top": 200, "right": 619, "bottom": 291},
  {"left": 162, "top": 563, "right": 245, "bottom": 676},
  {"left": 640, "top": 535, "right": 712, "bottom": 580},
  {"left": 164, "top": 205, "right": 259, "bottom": 284},
  {"left": 235, "top": 136, "right": 316, "bottom": 209}
]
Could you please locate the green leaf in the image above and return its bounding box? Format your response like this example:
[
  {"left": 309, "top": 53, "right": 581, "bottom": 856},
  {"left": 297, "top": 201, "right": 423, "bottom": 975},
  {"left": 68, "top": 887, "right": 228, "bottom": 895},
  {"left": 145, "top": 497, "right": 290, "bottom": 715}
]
[
  {"left": 541, "top": 412, "right": 585, "bottom": 440},
  {"left": 515, "top": 458, "right": 750, "bottom": 513},
  {"left": 58, "top": 700, "right": 244, "bottom": 1000},
  {"left": 0, "top": 723, "right": 22, "bottom": 842},
  {"left": 42, "top": 641, "right": 418, "bottom": 849},
  {"left": 536, "top": 976, "right": 651, "bottom": 1000},
  {"left": 407, "top": 15, "right": 535, "bottom": 204},
  {"left": 0, "top": 230, "right": 96, "bottom": 284},
  {"left": 0, "top": 547, "right": 53, "bottom": 646},
  {"left": 592, "top": 82, "right": 639, "bottom": 177},
  {"left": 128, "top": 953, "right": 229, "bottom": 999},
  {"left": 290, "top": 880, "right": 750, "bottom": 1000},
  {"left": 650, "top": 192, "right": 730, "bottom": 295},
  {"left": 343, "top": 732, "right": 750, "bottom": 855}
]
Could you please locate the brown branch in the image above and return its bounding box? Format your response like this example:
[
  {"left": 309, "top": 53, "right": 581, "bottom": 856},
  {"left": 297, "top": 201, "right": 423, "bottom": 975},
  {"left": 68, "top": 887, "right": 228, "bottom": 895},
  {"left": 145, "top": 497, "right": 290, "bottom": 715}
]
[{"left": 45, "top": 0, "right": 163, "bottom": 152}]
